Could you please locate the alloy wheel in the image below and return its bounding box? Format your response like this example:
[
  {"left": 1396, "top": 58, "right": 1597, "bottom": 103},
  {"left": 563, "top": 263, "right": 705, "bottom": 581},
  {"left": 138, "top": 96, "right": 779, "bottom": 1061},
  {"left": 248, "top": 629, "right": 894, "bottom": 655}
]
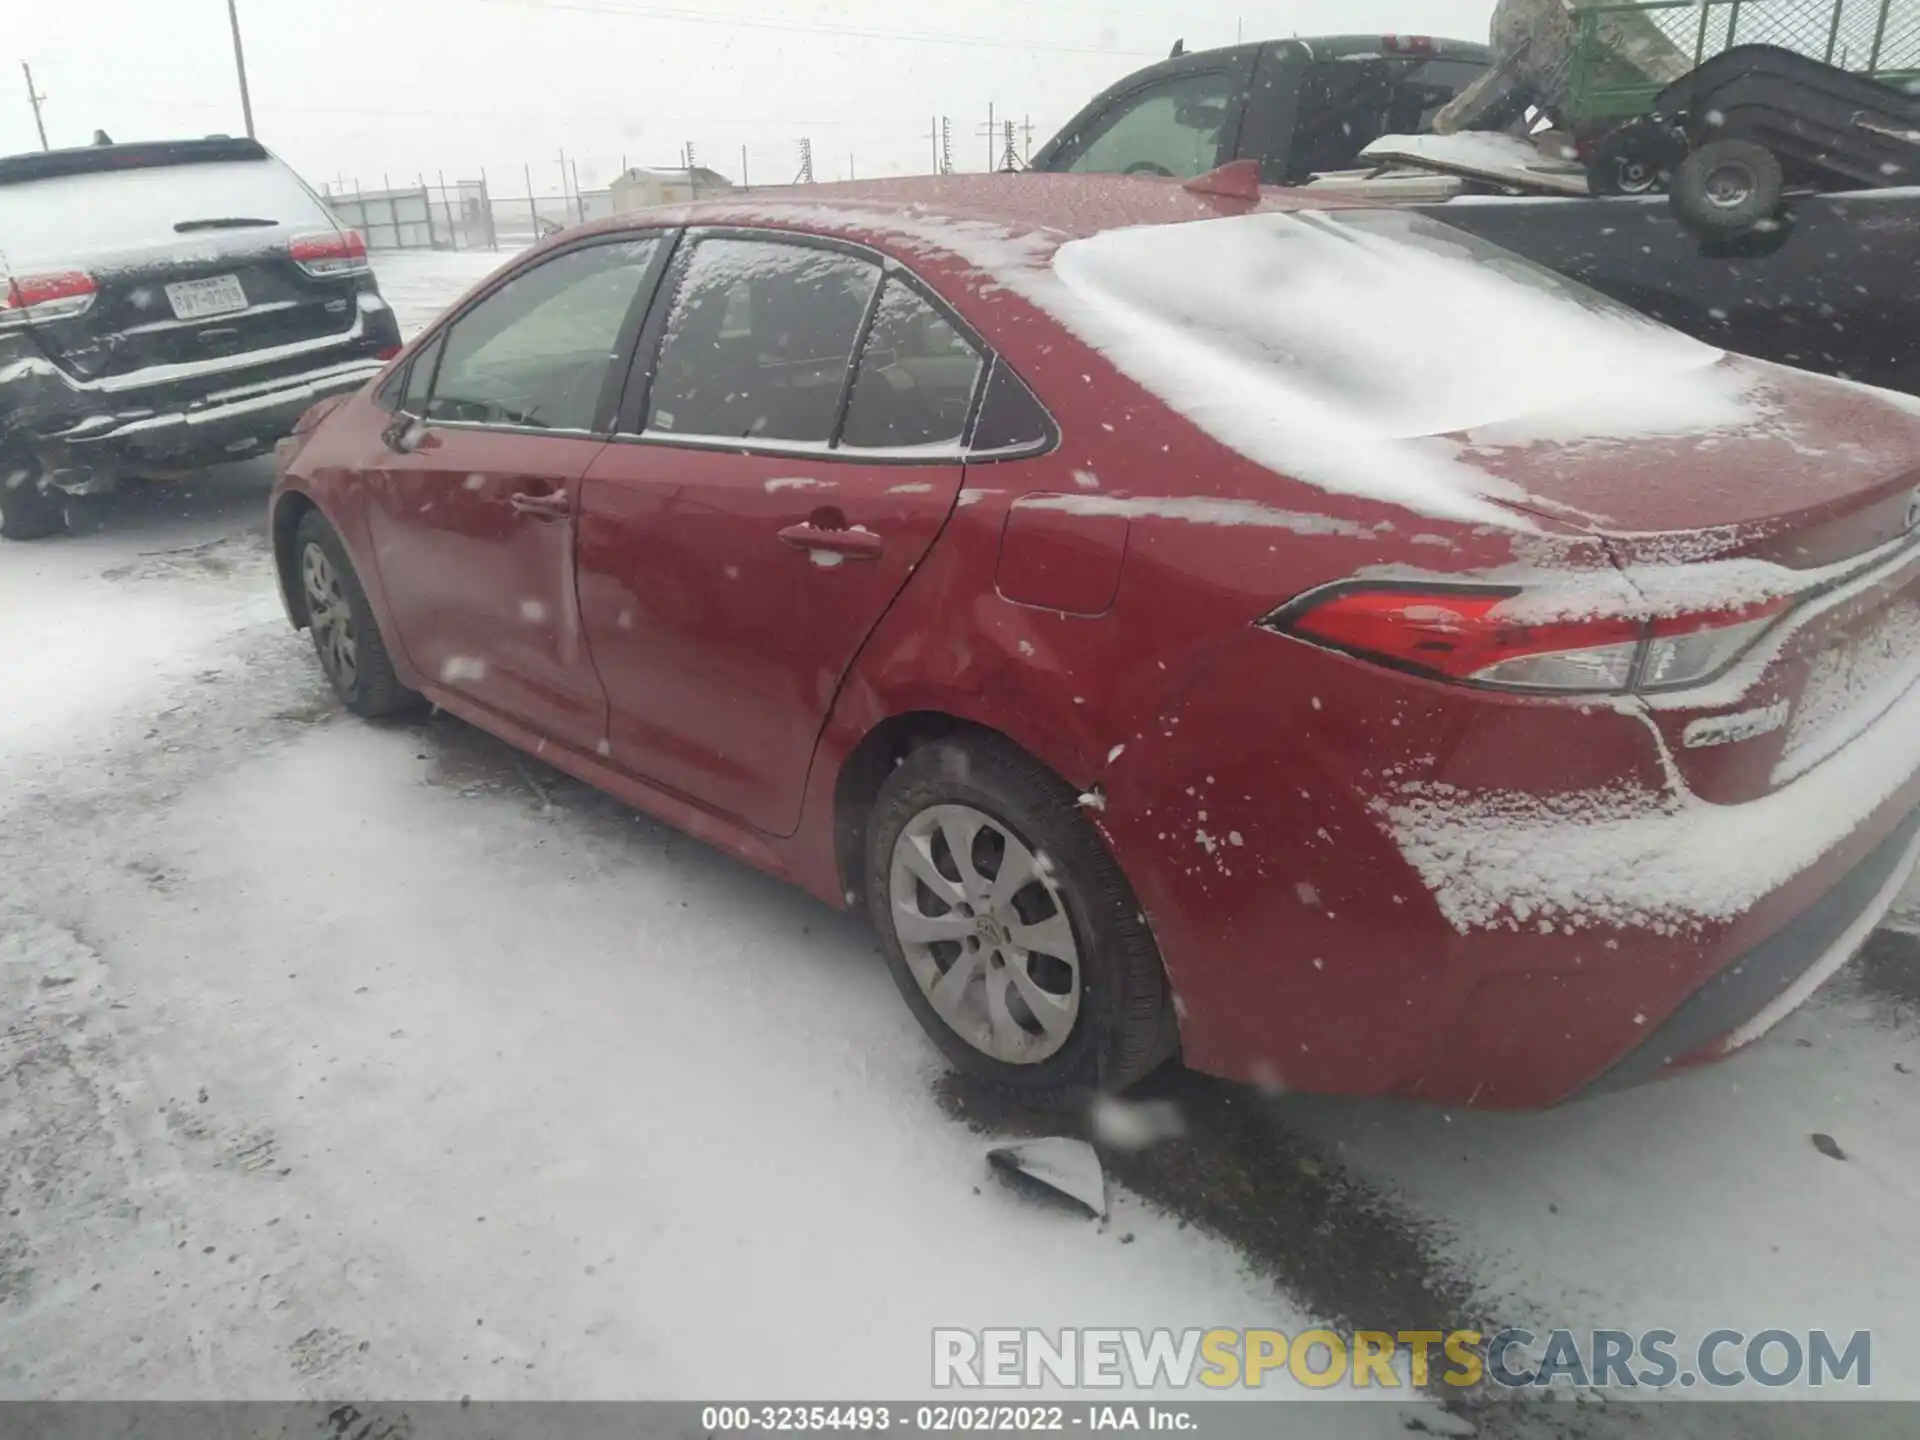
[
  {"left": 302, "top": 541, "right": 360, "bottom": 692},
  {"left": 888, "top": 803, "right": 1082, "bottom": 1065}
]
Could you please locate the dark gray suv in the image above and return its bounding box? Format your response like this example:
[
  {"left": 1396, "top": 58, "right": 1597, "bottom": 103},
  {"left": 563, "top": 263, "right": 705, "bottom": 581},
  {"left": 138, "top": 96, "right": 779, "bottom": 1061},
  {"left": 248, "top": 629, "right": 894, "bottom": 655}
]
[{"left": 0, "top": 137, "right": 403, "bottom": 538}]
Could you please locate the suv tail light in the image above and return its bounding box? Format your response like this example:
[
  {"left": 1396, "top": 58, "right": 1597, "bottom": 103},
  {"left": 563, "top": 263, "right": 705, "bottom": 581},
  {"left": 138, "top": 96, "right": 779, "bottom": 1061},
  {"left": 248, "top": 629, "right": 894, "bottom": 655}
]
[
  {"left": 0, "top": 270, "right": 98, "bottom": 328},
  {"left": 289, "top": 229, "right": 370, "bottom": 278},
  {"left": 1268, "top": 586, "right": 1793, "bottom": 695}
]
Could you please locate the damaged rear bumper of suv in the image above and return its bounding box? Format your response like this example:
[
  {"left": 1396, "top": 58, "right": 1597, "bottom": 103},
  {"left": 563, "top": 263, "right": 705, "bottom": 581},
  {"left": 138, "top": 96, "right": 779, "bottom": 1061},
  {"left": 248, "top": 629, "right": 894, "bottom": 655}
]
[
  {"left": 2, "top": 318, "right": 397, "bottom": 484},
  {"left": 42, "top": 356, "right": 387, "bottom": 468}
]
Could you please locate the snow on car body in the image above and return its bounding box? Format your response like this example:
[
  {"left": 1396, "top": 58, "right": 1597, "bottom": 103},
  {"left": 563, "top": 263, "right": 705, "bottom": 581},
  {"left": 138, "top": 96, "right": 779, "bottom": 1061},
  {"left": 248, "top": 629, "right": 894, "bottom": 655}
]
[{"left": 270, "top": 173, "right": 1920, "bottom": 1108}]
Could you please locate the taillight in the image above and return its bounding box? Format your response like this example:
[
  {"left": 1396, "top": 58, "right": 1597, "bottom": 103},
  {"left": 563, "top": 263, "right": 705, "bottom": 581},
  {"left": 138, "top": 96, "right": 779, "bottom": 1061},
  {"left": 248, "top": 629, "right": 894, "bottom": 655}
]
[
  {"left": 1381, "top": 35, "right": 1437, "bottom": 53},
  {"left": 0, "top": 270, "right": 98, "bottom": 328},
  {"left": 289, "top": 230, "right": 370, "bottom": 278},
  {"left": 1268, "top": 586, "right": 1792, "bottom": 695}
]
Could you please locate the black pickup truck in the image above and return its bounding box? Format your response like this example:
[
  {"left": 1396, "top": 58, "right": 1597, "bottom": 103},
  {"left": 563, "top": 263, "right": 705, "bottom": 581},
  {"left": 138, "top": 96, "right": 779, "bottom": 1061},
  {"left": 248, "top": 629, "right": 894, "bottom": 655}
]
[{"left": 1031, "top": 34, "right": 1920, "bottom": 396}]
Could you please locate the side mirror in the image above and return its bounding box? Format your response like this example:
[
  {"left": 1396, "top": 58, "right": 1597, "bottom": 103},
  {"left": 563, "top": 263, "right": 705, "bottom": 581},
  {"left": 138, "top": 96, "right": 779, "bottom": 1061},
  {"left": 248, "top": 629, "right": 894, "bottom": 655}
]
[{"left": 382, "top": 413, "right": 422, "bottom": 454}]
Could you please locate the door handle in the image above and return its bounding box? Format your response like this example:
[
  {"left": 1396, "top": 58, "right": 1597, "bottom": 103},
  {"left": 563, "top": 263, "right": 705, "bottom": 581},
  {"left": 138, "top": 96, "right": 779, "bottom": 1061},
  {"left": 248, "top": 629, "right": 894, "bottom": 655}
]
[
  {"left": 510, "top": 489, "right": 572, "bottom": 519},
  {"left": 777, "top": 523, "right": 884, "bottom": 560}
]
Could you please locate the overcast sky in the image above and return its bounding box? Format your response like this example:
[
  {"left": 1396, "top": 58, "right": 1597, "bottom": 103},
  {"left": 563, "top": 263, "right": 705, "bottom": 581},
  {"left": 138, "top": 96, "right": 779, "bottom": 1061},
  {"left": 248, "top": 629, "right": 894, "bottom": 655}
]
[{"left": 9, "top": 0, "right": 1497, "bottom": 196}]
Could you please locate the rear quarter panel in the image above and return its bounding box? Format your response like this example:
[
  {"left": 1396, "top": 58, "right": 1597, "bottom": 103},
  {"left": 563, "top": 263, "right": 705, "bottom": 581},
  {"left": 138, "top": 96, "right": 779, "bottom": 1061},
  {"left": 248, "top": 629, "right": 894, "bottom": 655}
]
[{"left": 795, "top": 252, "right": 1618, "bottom": 1077}]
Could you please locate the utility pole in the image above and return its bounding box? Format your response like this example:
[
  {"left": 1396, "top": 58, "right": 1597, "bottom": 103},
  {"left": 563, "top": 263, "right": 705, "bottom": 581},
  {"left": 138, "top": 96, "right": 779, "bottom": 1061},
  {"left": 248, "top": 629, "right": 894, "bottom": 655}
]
[
  {"left": 795, "top": 136, "right": 814, "bottom": 184},
  {"left": 848, "top": 151, "right": 855, "bottom": 180},
  {"left": 740, "top": 143, "right": 749, "bottom": 189},
  {"left": 940, "top": 116, "right": 953, "bottom": 175},
  {"left": 978, "top": 101, "right": 995, "bottom": 171},
  {"left": 570, "top": 158, "right": 583, "bottom": 223},
  {"left": 1001, "top": 119, "right": 1020, "bottom": 172},
  {"left": 437, "top": 167, "right": 457, "bottom": 248},
  {"left": 19, "top": 62, "right": 48, "bottom": 150},
  {"left": 225, "top": 0, "right": 256, "bottom": 138},
  {"left": 478, "top": 165, "right": 499, "bottom": 250},
  {"left": 684, "top": 140, "right": 698, "bottom": 199},
  {"left": 1022, "top": 114, "right": 1036, "bottom": 164}
]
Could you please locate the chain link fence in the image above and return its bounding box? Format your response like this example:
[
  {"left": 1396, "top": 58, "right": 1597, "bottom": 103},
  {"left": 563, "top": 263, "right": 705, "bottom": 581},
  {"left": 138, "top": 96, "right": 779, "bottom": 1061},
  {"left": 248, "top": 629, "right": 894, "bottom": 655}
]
[
  {"left": 319, "top": 177, "right": 626, "bottom": 253},
  {"left": 1635, "top": 0, "right": 1920, "bottom": 73},
  {"left": 319, "top": 170, "right": 752, "bottom": 253}
]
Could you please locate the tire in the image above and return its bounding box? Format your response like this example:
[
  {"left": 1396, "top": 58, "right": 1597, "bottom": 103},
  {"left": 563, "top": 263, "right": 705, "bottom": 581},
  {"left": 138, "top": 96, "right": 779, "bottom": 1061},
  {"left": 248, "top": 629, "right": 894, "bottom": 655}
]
[
  {"left": 1669, "top": 139, "right": 1785, "bottom": 237},
  {"left": 866, "top": 734, "right": 1173, "bottom": 1099},
  {"left": 1585, "top": 120, "right": 1684, "bottom": 197},
  {"left": 292, "top": 510, "right": 421, "bottom": 718},
  {"left": 0, "top": 460, "right": 70, "bottom": 541}
]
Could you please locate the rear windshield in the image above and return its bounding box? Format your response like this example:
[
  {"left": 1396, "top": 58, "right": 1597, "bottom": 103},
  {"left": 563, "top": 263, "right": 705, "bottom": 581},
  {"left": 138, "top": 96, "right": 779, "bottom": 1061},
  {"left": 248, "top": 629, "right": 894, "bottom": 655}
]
[
  {"left": 0, "top": 158, "right": 334, "bottom": 271},
  {"left": 1047, "top": 207, "right": 1722, "bottom": 441}
]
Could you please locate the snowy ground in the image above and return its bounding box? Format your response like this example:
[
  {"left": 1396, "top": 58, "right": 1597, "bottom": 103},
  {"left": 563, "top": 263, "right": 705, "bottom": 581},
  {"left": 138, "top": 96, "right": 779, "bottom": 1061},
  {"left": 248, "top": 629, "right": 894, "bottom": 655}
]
[{"left": 2, "top": 250, "right": 1918, "bottom": 1430}]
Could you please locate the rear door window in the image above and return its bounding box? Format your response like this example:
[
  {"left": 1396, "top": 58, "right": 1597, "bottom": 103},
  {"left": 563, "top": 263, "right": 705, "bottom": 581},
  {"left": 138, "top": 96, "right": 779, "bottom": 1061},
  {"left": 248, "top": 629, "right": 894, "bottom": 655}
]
[
  {"left": 1062, "top": 70, "right": 1238, "bottom": 179},
  {"left": 426, "top": 237, "right": 660, "bottom": 433},
  {"left": 840, "top": 280, "right": 984, "bottom": 450},
  {"left": 642, "top": 237, "right": 880, "bottom": 444}
]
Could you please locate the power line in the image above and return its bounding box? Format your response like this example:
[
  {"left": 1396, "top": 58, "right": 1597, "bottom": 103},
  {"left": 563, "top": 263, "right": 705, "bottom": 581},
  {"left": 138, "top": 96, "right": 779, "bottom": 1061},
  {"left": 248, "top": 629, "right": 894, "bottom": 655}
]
[
  {"left": 240, "top": 98, "right": 930, "bottom": 130},
  {"left": 470, "top": 0, "right": 1164, "bottom": 59}
]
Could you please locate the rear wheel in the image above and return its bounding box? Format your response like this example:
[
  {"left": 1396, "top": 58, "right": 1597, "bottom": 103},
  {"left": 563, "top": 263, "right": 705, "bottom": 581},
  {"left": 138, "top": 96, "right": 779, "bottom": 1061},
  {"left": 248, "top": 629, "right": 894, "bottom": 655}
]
[
  {"left": 1585, "top": 120, "right": 1684, "bottom": 197},
  {"left": 1670, "top": 139, "right": 1784, "bottom": 237},
  {"left": 293, "top": 510, "right": 420, "bottom": 718},
  {"left": 867, "top": 734, "right": 1173, "bottom": 1098},
  {"left": 0, "top": 460, "right": 70, "bottom": 541}
]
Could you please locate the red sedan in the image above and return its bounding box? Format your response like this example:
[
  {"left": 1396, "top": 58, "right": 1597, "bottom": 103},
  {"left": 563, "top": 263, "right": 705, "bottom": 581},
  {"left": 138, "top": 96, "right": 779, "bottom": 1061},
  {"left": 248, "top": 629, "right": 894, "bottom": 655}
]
[{"left": 270, "top": 173, "right": 1920, "bottom": 1109}]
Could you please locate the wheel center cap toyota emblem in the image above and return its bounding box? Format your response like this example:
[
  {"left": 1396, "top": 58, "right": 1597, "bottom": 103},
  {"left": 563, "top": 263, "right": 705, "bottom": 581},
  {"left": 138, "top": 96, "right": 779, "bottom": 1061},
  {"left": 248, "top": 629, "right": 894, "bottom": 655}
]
[{"left": 976, "top": 914, "right": 1007, "bottom": 947}]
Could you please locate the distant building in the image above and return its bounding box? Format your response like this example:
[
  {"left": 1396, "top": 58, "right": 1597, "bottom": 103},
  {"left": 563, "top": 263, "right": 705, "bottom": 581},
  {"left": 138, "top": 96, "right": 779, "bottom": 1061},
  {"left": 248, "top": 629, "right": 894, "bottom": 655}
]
[{"left": 609, "top": 166, "right": 736, "bottom": 212}]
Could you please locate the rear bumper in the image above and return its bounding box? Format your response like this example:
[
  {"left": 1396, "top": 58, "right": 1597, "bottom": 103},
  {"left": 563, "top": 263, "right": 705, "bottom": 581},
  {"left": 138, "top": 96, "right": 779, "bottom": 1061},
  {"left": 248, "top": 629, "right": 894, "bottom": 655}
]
[
  {"left": 1102, "top": 623, "right": 1920, "bottom": 1109},
  {"left": 41, "top": 357, "right": 385, "bottom": 466},
  {"left": 1585, "top": 804, "right": 1920, "bottom": 1096},
  {"left": 2, "top": 297, "right": 400, "bottom": 473}
]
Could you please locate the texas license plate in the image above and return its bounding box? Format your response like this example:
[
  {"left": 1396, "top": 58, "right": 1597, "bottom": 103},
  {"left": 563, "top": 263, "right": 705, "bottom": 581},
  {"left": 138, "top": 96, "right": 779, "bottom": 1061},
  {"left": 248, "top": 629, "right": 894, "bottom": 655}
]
[{"left": 165, "top": 274, "right": 249, "bottom": 320}]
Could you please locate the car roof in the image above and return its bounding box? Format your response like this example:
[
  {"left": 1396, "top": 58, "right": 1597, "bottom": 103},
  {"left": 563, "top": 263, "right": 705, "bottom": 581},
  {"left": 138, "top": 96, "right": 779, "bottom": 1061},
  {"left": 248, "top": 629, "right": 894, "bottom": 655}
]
[
  {"left": 572, "top": 171, "right": 1357, "bottom": 255},
  {"left": 1184, "top": 33, "right": 1491, "bottom": 63},
  {"left": 0, "top": 137, "right": 272, "bottom": 187}
]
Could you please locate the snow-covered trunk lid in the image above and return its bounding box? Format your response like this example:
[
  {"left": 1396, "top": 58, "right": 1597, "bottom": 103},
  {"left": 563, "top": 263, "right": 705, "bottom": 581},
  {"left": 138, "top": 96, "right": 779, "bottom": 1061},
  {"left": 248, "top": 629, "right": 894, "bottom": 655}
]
[{"left": 1460, "top": 359, "right": 1920, "bottom": 804}]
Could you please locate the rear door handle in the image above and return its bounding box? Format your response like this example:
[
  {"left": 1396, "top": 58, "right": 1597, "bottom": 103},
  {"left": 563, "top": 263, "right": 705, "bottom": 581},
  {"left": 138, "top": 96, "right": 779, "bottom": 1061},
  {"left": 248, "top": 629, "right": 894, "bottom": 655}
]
[
  {"left": 510, "top": 489, "right": 572, "bottom": 519},
  {"left": 777, "top": 523, "right": 883, "bottom": 560}
]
